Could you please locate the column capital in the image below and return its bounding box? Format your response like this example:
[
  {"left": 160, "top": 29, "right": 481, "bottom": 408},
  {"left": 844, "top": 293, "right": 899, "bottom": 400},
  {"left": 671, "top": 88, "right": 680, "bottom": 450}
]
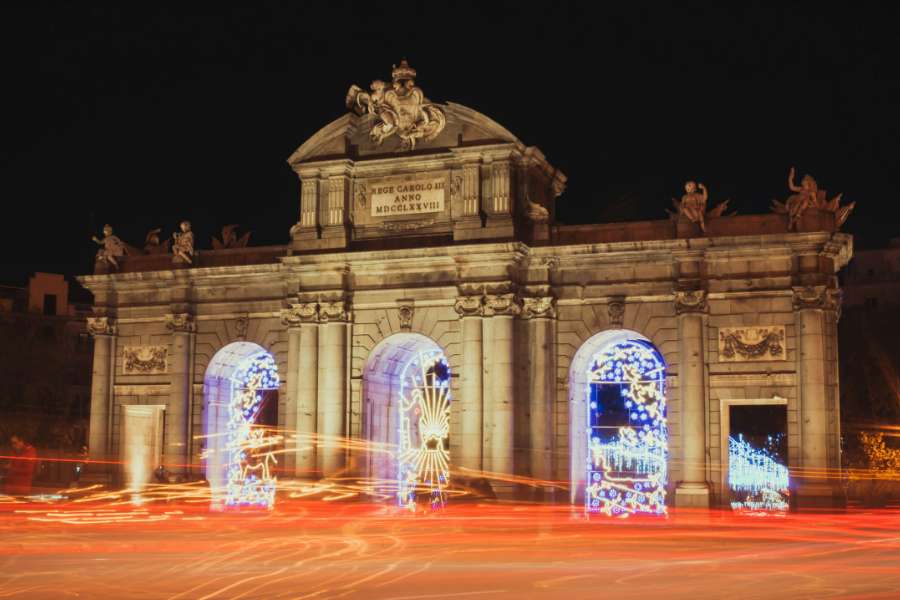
[
  {"left": 319, "top": 300, "right": 350, "bottom": 323},
  {"left": 520, "top": 296, "right": 556, "bottom": 320},
  {"left": 674, "top": 290, "right": 708, "bottom": 315},
  {"left": 86, "top": 316, "right": 116, "bottom": 336},
  {"left": 281, "top": 302, "right": 319, "bottom": 327},
  {"left": 165, "top": 312, "right": 195, "bottom": 333},
  {"left": 792, "top": 285, "right": 841, "bottom": 314},
  {"left": 454, "top": 295, "right": 484, "bottom": 318},
  {"left": 484, "top": 293, "right": 522, "bottom": 317}
]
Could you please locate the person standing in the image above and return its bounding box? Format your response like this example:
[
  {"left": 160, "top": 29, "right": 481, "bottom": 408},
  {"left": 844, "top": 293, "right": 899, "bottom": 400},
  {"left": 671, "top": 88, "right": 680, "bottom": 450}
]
[{"left": 4, "top": 435, "right": 38, "bottom": 496}]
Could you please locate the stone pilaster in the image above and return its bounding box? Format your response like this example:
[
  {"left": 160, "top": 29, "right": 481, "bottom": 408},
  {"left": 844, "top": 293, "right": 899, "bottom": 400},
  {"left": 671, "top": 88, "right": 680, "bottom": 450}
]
[
  {"left": 521, "top": 296, "right": 556, "bottom": 485},
  {"left": 86, "top": 317, "right": 116, "bottom": 466},
  {"left": 483, "top": 293, "right": 520, "bottom": 478},
  {"left": 673, "top": 290, "right": 710, "bottom": 508},
  {"left": 317, "top": 300, "right": 349, "bottom": 477},
  {"left": 283, "top": 302, "right": 320, "bottom": 477},
  {"left": 454, "top": 295, "right": 484, "bottom": 472},
  {"left": 793, "top": 285, "right": 841, "bottom": 506},
  {"left": 165, "top": 312, "right": 195, "bottom": 478}
]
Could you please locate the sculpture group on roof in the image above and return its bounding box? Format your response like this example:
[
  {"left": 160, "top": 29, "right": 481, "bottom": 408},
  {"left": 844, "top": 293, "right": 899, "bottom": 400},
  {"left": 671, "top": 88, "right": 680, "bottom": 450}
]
[
  {"left": 92, "top": 222, "right": 252, "bottom": 270},
  {"left": 669, "top": 167, "right": 854, "bottom": 234},
  {"left": 346, "top": 59, "right": 447, "bottom": 151}
]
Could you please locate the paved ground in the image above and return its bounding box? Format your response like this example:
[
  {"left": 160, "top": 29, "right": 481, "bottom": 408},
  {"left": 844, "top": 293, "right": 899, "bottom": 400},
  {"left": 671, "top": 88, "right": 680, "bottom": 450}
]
[{"left": 1, "top": 491, "right": 899, "bottom": 599}]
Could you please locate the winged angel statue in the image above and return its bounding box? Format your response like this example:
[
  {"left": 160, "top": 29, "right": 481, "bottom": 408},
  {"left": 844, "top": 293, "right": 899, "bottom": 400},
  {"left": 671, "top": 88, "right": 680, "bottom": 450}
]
[{"left": 346, "top": 60, "right": 446, "bottom": 151}]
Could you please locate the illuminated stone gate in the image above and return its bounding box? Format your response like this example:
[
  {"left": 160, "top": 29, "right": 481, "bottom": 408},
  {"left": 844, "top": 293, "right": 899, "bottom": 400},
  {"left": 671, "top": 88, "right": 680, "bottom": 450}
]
[{"left": 79, "top": 61, "right": 853, "bottom": 508}]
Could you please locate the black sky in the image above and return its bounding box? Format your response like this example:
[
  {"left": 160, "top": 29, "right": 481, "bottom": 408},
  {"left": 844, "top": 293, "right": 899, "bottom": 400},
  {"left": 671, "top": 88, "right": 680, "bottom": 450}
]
[{"left": 1, "top": 2, "right": 898, "bottom": 285}]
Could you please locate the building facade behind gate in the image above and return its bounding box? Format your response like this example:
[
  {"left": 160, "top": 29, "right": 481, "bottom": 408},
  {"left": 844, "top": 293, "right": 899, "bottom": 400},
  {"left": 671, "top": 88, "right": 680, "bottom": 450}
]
[{"left": 79, "top": 63, "right": 853, "bottom": 508}]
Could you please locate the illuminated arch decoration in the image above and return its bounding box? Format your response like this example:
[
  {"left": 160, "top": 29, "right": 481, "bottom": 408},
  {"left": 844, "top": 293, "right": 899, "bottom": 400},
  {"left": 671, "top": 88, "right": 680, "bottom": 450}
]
[
  {"left": 728, "top": 434, "right": 790, "bottom": 512},
  {"left": 225, "top": 350, "right": 280, "bottom": 509},
  {"left": 586, "top": 339, "right": 667, "bottom": 516},
  {"left": 397, "top": 349, "right": 451, "bottom": 510}
]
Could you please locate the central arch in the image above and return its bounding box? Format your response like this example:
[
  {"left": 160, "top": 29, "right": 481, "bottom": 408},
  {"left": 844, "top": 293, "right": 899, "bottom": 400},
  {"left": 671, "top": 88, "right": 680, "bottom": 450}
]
[{"left": 363, "top": 333, "right": 451, "bottom": 509}]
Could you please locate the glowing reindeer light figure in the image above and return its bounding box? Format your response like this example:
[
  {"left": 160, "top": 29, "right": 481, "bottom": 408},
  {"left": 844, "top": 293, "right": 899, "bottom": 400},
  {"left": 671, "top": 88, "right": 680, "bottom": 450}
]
[
  {"left": 224, "top": 351, "right": 280, "bottom": 509},
  {"left": 586, "top": 339, "right": 668, "bottom": 517},
  {"left": 397, "top": 350, "right": 451, "bottom": 511}
]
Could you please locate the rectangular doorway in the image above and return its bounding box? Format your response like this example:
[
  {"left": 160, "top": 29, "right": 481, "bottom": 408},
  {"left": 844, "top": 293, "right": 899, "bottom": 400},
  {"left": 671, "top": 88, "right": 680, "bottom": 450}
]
[
  {"left": 721, "top": 398, "right": 789, "bottom": 511},
  {"left": 121, "top": 405, "right": 165, "bottom": 490}
]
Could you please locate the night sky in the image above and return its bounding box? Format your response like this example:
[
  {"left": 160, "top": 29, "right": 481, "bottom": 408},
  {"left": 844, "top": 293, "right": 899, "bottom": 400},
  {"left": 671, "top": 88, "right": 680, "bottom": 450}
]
[{"left": 2, "top": 2, "right": 898, "bottom": 286}]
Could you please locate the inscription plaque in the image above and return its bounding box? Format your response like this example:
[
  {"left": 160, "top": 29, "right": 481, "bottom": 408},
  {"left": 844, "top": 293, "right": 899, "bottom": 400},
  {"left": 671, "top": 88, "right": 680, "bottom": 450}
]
[{"left": 368, "top": 173, "right": 447, "bottom": 218}]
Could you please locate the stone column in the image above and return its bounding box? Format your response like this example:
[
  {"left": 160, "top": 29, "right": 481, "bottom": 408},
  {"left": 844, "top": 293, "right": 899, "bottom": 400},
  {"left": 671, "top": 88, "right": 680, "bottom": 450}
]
[
  {"left": 281, "top": 308, "right": 302, "bottom": 475},
  {"left": 317, "top": 300, "right": 348, "bottom": 477},
  {"left": 522, "top": 297, "right": 556, "bottom": 484},
  {"left": 674, "top": 291, "right": 710, "bottom": 508},
  {"left": 165, "top": 313, "right": 194, "bottom": 478},
  {"left": 793, "top": 286, "right": 838, "bottom": 506},
  {"left": 87, "top": 317, "right": 116, "bottom": 464},
  {"left": 484, "top": 294, "right": 520, "bottom": 478},
  {"left": 284, "top": 303, "right": 320, "bottom": 478},
  {"left": 454, "top": 296, "right": 484, "bottom": 472}
]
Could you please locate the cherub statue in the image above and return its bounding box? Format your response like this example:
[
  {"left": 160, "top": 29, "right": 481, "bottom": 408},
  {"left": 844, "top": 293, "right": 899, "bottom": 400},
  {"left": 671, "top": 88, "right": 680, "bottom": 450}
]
[
  {"left": 771, "top": 167, "right": 855, "bottom": 230},
  {"left": 680, "top": 181, "right": 709, "bottom": 232},
  {"left": 172, "top": 220, "right": 194, "bottom": 264},
  {"left": 785, "top": 167, "right": 818, "bottom": 230},
  {"left": 346, "top": 79, "right": 387, "bottom": 115},
  {"left": 211, "top": 224, "right": 251, "bottom": 250},
  {"left": 143, "top": 228, "right": 171, "bottom": 255},
  {"left": 667, "top": 181, "right": 732, "bottom": 233},
  {"left": 91, "top": 224, "right": 127, "bottom": 269}
]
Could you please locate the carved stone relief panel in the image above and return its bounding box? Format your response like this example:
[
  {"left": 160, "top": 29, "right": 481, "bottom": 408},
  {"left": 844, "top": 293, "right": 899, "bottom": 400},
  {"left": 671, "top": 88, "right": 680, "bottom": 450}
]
[
  {"left": 122, "top": 345, "right": 168, "bottom": 375},
  {"left": 718, "top": 326, "right": 786, "bottom": 362}
]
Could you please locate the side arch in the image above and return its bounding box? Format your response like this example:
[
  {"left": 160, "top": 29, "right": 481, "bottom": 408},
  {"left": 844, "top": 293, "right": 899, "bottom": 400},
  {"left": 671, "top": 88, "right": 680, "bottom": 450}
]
[{"left": 568, "top": 329, "right": 669, "bottom": 514}]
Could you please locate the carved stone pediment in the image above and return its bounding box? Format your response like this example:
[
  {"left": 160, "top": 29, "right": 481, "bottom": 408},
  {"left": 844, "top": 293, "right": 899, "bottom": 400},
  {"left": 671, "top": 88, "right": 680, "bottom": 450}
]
[
  {"left": 86, "top": 316, "right": 117, "bottom": 336},
  {"left": 718, "top": 326, "right": 786, "bottom": 362},
  {"left": 123, "top": 345, "right": 168, "bottom": 374},
  {"left": 674, "top": 290, "right": 708, "bottom": 315},
  {"left": 165, "top": 313, "right": 195, "bottom": 333}
]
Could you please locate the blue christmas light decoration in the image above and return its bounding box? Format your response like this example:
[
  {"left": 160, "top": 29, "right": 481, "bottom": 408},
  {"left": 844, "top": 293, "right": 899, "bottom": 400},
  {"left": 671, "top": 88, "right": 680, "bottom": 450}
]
[
  {"left": 728, "top": 434, "right": 789, "bottom": 512},
  {"left": 586, "top": 339, "right": 668, "bottom": 517},
  {"left": 397, "top": 349, "right": 451, "bottom": 511},
  {"left": 225, "top": 350, "right": 280, "bottom": 509}
]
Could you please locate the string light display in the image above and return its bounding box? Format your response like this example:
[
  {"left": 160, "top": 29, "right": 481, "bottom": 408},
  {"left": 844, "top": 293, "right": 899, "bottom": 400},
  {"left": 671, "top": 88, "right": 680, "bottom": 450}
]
[
  {"left": 225, "top": 351, "right": 280, "bottom": 509},
  {"left": 586, "top": 339, "right": 668, "bottom": 517},
  {"left": 728, "top": 434, "right": 789, "bottom": 512},
  {"left": 397, "top": 349, "right": 451, "bottom": 511}
]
